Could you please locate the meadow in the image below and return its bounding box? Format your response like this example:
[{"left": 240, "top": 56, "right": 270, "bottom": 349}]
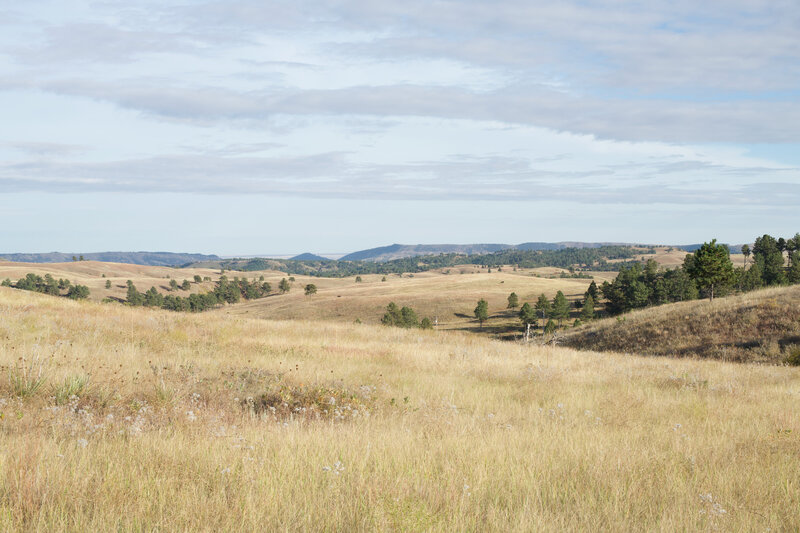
[
  {"left": 1, "top": 285, "right": 798, "bottom": 531},
  {"left": 0, "top": 258, "right": 611, "bottom": 333}
]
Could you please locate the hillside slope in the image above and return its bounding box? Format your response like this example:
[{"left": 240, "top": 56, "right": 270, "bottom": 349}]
[
  {"left": 216, "top": 268, "right": 602, "bottom": 332},
  {"left": 561, "top": 285, "right": 800, "bottom": 364},
  {"left": 1, "top": 287, "right": 799, "bottom": 530}
]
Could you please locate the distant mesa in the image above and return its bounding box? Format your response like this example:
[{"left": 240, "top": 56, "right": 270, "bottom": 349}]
[
  {"left": 290, "top": 253, "right": 333, "bottom": 261},
  {"left": 0, "top": 251, "right": 219, "bottom": 267}
]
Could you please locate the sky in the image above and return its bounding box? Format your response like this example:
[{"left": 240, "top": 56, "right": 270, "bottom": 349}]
[{"left": 0, "top": 0, "right": 798, "bottom": 255}]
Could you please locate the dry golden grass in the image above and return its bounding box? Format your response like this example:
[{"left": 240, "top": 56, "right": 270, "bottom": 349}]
[
  {"left": 1, "top": 287, "right": 799, "bottom": 531},
  {"left": 0, "top": 261, "right": 603, "bottom": 334},
  {"left": 561, "top": 285, "right": 800, "bottom": 364},
  {"left": 0, "top": 260, "right": 235, "bottom": 302},
  {"left": 218, "top": 268, "right": 603, "bottom": 333}
]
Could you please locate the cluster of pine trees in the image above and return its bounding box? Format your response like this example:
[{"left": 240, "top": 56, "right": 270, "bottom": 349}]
[
  {"left": 516, "top": 290, "right": 588, "bottom": 332},
  {"left": 599, "top": 233, "right": 800, "bottom": 315},
  {"left": 125, "top": 275, "right": 271, "bottom": 312},
  {"left": 1, "top": 273, "right": 90, "bottom": 300},
  {"left": 381, "top": 302, "right": 433, "bottom": 329}
]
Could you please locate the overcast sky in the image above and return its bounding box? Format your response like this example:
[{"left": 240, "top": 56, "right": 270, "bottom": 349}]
[{"left": 1, "top": 0, "right": 798, "bottom": 255}]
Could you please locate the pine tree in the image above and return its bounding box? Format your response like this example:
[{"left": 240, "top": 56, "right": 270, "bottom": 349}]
[
  {"left": 126, "top": 282, "right": 144, "bottom": 306},
  {"left": 381, "top": 302, "right": 401, "bottom": 326},
  {"left": 741, "top": 244, "right": 750, "bottom": 268},
  {"left": 279, "top": 278, "right": 291, "bottom": 293},
  {"left": 584, "top": 280, "right": 599, "bottom": 303},
  {"left": 507, "top": 292, "right": 519, "bottom": 308},
  {"left": 519, "top": 302, "right": 536, "bottom": 326},
  {"left": 66, "top": 285, "right": 90, "bottom": 300},
  {"left": 580, "top": 295, "right": 595, "bottom": 321},
  {"left": 400, "top": 306, "right": 419, "bottom": 328},
  {"left": 752, "top": 234, "right": 785, "bottom": 286},
  {"left": 474, "top": 298, "right": 489, "bottom": 328},
  {"left": 551, "top": 291, "right": 569, "bottom": 326},
  {"left": 788, "top": 252, "right": 800, "bottom": 284},
  {"left": 535, "top": 293, "right": 551, "bottom": 325},
  {"left": 686, "top": 239, "right": 735, "bottom": 300}
]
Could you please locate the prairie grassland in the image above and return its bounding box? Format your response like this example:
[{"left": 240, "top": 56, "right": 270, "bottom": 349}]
[
  {"left": 218, "top": 268, "right": 602, "bottom": 331},
  {"left": 562, "top": 284, "right": 800, "bottom": 364},
  {"left": 0, "top": 259, "right": 607, "bottom": 331},
  {"left": 0, "top": 260, "right": 229, "bottom": 302},
  {"left": 0, "top": 287, "right": 798, "bottom": 531}
]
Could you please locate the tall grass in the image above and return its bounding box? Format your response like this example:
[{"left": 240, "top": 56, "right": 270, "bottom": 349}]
[{"left": 0, "top": 286, "right": 798, "bottom": 531}]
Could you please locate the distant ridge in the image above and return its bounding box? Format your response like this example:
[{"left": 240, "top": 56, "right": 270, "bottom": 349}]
[
  {"left": 339, "top": 242, "right": 643, "bottom": 262},
  {"left": 0, "top": 251, "right": 219, "bottom": 267},
  {"left": 290, "top": 253, "right": 332, "bottom": 261},
  {"left": 339, "top": 243, "right": 512, "bottom": 262}
]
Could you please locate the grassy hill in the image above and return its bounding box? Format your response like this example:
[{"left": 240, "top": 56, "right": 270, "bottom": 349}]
[
  {"left": 0, "top": 259, "right": 612, "bottom": 332},
  {"left": 561, "top": 285, "right": 800, "bottom": 364},
  {"left": 0, "top": 286, "right": 798, "bottom": 530},
  {"left": 0, "top": 260, "right": 233, "bottom": 303},
  {"left": 215, "top": 267, "right": 610, "bottom": 333}
]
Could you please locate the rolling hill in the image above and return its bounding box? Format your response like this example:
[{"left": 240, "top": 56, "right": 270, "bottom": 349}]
[
  {"left": 560, "top": 285, "right": 800, "bottom": 364},
  {"left": 289, "top": 252, "right": 333, "bottom": 261},
  {"left": 0, "top": 279, "right": 798, "bottom": 530}
]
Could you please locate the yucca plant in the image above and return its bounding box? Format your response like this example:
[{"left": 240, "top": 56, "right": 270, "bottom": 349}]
[
  {"left": 9, "top": 353, "right": 48, "bottom": 398},
  {"left": 52, "top": 374, "right": 90, "bottom": 405}
]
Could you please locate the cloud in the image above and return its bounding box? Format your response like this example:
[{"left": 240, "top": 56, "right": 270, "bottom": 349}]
[
  {"left": 8, "top": 23, "right": 200, "bottom": 64},
  {"left": 2, "top": 141, "right": 85, "bottom": 157},
  {"left": 15, "top": 78, "right": 800, "bottom": 143},
  {"left": 2, "top": 1, "right": 797, "bottom": 143},
  {"left": 1, "top": 149, "right": 797, "bottom": 206}
]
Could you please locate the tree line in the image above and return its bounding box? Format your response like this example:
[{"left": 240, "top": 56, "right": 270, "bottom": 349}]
[
  {"left": 209, "top": 245, "right": 652, "bottom": 278},
  {"left": 1, "top": 273, "right": 90, "bottom": 300},
  {"left": 470, "top": 232, "right": 799, "bottom": 336},
  {"left": 599, "top": 233, "right": 800, "bottom": 316},
  {"left": 124, "top": 275, "right": 273, "bottom": 312}
]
